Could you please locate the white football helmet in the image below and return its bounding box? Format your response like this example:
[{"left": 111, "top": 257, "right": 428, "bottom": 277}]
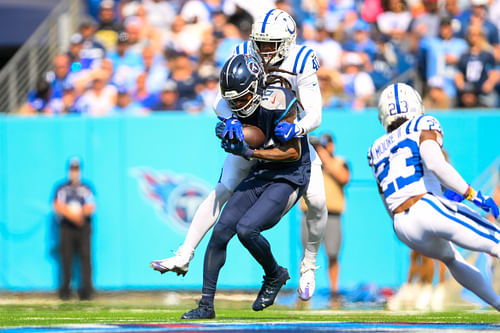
[
  {"left": 378, "top": 83, "right": 425, "bottom": 131},
  {"left": 250, "top": 9, "right": 297, "bottom": 65}
]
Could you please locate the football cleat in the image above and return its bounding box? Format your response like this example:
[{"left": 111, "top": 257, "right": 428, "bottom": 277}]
[
  {"left": 252, "top": 266, "right": 290, "bottom": 311},
  {"left": 298, "top": 259, "right": 319, "bottom": 301},
  {"left": 181, "top": 300, "right": 215, "bottom": 320},
  {"left": 150, "top": 247, "right": 193, "bottom": 276}
]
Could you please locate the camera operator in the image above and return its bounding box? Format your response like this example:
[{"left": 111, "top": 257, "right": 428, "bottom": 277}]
[{"left": 302, "top": 133, "right": 350, "bottom": 308}]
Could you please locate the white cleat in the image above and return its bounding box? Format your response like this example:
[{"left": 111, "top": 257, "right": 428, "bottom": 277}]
[
  {"left": 430, "top": 284, "right": 445, "bottom": 311},
  {"left": 415, "top": 283, "right": 433, "bottom": 310},
  {"left": 150, "top": 247, "right": 193, "bottom": 276},
  {"left": 298, "top": 259, "right": 319, "bottom": 301}
]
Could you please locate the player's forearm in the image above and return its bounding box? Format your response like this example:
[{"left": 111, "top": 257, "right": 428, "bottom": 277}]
[
  {"left": 296, "top": 76, "right": 322, "bottom": 135},
  {"left": 420, "top": 139, "right": 469, "bottom": 195},
  {"left": 252, "top": 141, "right": 301, "bottom": 162},
  {"left": 82, "top": 203, "right": 95, "bottom": 216},
  {"left": 54, "top": 201, "right": 85, "bottom": 226}
]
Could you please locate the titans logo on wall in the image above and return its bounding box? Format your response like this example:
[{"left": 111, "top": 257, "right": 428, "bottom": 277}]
[{"left": 133, "top": 168, "right": 210, "bottom": 231}]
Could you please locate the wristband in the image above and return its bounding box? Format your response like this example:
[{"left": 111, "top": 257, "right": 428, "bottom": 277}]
[{"left": 463, "top": 186, "right": 476, "bottom": 201}]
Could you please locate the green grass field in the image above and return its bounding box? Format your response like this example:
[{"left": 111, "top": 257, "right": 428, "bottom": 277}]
[{"left": 1, "top": 297, "right": 499, "bottom": 328}]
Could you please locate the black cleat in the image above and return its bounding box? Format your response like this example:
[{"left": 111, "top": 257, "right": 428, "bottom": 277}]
[
  {"left": 181, "top": 300, "right": 215, "bottom": 319},
  {"left": 252, "top": 266, "right": 290, "bottom": 311}
]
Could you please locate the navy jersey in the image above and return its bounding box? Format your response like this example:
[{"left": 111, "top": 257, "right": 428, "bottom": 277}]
[{"left": 240, "top": 86, "right": 311, "bottom": 187}]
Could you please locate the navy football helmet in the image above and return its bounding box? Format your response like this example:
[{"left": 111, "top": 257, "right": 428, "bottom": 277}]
[{"left": 220, "top": 54, "right": 264, "bottom": 118}]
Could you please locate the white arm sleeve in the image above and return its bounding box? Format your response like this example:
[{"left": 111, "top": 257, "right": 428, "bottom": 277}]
[
  {"left": 213, "top": 89, "right": 233, "bottom": 119},
  {"left": 296, "top": 72, "right": 322, "bottom": 135},
  {"left": 420, "top": 139, "right": 468, "bottom": 195}
]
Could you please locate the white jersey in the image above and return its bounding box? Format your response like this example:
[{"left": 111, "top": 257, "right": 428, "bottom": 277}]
[{"left": 367, "top": 115, "right": 444, "bottom": 212}]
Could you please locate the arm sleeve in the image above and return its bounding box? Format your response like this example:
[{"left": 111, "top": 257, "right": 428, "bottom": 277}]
[
  {"left": 420, "top": 139, "right": 469, "bottom": 195},
  {"left": 212, "top": 89, "right": 233, "bottom": 119},
  {"left": 296, "top": 72, "right": 322, "bottom": 135}
]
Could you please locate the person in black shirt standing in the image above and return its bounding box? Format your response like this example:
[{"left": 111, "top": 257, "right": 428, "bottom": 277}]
[{"left": 53, "top": 157, "right": 96, "bottom": 300}]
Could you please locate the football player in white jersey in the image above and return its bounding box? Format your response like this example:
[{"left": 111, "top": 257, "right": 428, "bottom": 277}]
[
  {"left": 150, "top": 9, "right": 327, "bottom": 301},
  {"left": 368, "top": 83, "right": 500, "bottom": 310}
]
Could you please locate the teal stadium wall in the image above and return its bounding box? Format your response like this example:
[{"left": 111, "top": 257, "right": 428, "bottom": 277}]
[{"left": 0, "top": 111, "right": 499, "bottom": 292}]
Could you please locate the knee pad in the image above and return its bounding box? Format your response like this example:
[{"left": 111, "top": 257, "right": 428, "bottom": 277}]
[
  {"left": 210, "top": 223, "right": 235, "bottom": 248},
  {"left": 236, "top": 223, "right": 257, "bottom": 244}
]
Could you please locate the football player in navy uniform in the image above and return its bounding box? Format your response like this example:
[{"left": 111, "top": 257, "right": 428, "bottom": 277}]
[
  {"left": 151, "top": 9, "right": 326, "bottom": 301},
  {"left": 180, "top": 54, "right": 311, "bottom": 319}
]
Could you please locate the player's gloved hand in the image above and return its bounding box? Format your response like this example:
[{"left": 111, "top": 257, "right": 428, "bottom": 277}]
[
  {"left": 219, "top": 116, "right": 244, "bottom": 142},
  {"left": 221, "top": 139, "right": 254, "bottom": 160},
  {"left": 443, "top": 189, "right": 464, "bottom": 202},
  {"left": 215, "top": 121, "right": 225, "bottom": 139},
  {"left": 470, "top": 191, "right": 499, "bottom": 219},
  {"left": 275, "top": 121, "right": 300, "bottom": 142}
]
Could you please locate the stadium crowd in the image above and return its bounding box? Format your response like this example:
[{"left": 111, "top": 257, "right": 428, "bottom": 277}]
[{"left": 19, "top": 0, "right": 500, "bottom": 116}]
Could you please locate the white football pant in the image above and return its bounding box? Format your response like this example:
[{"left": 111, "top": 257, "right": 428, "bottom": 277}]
[{"left": 394, "top": 193, "right": 500, "bottom": 310}]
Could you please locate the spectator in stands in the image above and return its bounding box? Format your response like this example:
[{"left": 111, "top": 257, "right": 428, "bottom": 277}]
[
  {"left": 376, "top": 0, "right": 412, "bottom": 41},
  {"left": 457, "top": 0, "right": 500, "bottom": 56},
  {"left": 124, "top": 16, "right": 149, "bottom": 54},
  {"left": 423, "top": 76, "right": 451, "bottom": 110},
  {"left": 304, "top": 19, "right": 343, "bottom": 71},
  {"left": 132, "top": 72, "right": 159, "bottom": 109},
  {"left": 442, "top": 0, "right": 468, "bottom": 36},
  {"left": 143, "top": 47, "right": 168, "bottom": 92},
  {"left": 132, "top": 4, "right": 164, "bottom": 54},
  {"left": 339, "top": 52, "right": 376, "bottom": 110},
  {"left": 163, "top": 15, "right": 205, "bottom": 57},
  {"left": 53, "top": 157, "right": 96, "bottom": 301},
  {"left": 95, "top": 0, "right": 123, "bottom": 51},
  {"left": 67, "top": 33, "right": 85, "bottom": 67},
  {"left": 454, "top": 24, "right": 499, "bottom": 108},
  {"left": 211, "top": 10, "right": 228, "bottom": 41},
  {"left": 225, "top": 5, "right": 254, "bottom": 39},
  {"left": 168, "top": 52, "right": 203, "bottom": 108},
  {"left": 107, "top": 31, "right": 143, "bottom": 90},
  {"left": 215, "top": 23, "right": 243, "bottom": 67},
  {"left": 302, "top": 133, "right": 350, "bottom": 309},
  {"left": 342, "top": 20, "right": 377, "bottom": 69},
  {"left": 317, "top": 67, "right": 343, "bottom": 108},
  {"left": 143, "top": 0, "right": 177, "bottom": 31},
  {"left": 198, "top": 69, "right": 220, "bottom": 113},
  {"left": 409, "top": 0, "right": 440, "bottom": 39},
  {"left": 74, "top": 70, "right": 117, "bottom": 116},
  {"left": 19, "top": 77, "right": 53, "bottom": 115},
  {"left": 118, "top": 0, "right": 140, "bottom": 20},
  {"left": 152, "top": 80, "right": 181, "bottom": 111},
  {"left": 79, "top": 18, "right": 106, "bottom": 70},
  {"left": 419, "top": 16, "right": 468, "bottom": 102},
  {"left": 112, "top": 88, "right": 146, "bottom": 114},
  {"left": 370, "top": 33, "right": 399, "bottom": 90},
  {"left": 46, "top": 54, "right": 74, "bottom": 102},
  {"left": 197, "top": 34, "right": 218, "bottom": 70}
]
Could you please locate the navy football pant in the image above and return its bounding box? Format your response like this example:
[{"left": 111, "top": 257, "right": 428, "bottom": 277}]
[{"left": 201, "top": 178, "right": 302, "bottom": 301}]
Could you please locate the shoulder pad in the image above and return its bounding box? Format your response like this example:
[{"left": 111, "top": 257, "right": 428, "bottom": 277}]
[
  {"left": 405, "top": 115, "right": 443, "bottom": 135},
  {"left": 290, "top": 45, "right": 320, "bottom": 75},
  {"left": 232, "top": 41, "right": 253, "bottom": 56}
]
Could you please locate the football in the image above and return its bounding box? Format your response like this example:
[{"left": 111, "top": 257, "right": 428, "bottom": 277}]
[
  {"left": 226, "top": 124, "right": 266, "bottom": 149},
  {"left": 242, "top": 124, "right": 266, "bottom": 149}
]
